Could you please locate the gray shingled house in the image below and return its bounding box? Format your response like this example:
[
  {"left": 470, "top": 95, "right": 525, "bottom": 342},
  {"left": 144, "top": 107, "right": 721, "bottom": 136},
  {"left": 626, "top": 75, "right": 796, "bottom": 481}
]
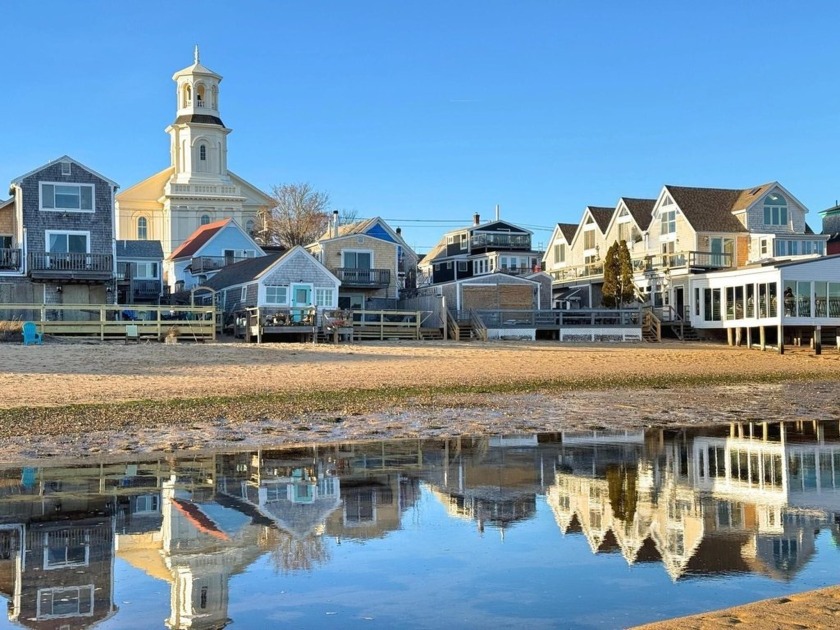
[{"left": 116, "top": 240, "right": 164, "bottom": 304}]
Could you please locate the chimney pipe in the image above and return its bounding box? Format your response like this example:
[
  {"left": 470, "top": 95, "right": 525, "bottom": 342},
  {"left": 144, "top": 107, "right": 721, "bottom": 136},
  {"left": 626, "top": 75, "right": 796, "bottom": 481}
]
[
  {"left": 495, "top": 204, "right": 500, "bottom": 221},
  {"left": 332, "top": 210, "right": 339, "bottom": 238},
  {"left": 473, "top": 212, "right": 480, "bottom": 226}
]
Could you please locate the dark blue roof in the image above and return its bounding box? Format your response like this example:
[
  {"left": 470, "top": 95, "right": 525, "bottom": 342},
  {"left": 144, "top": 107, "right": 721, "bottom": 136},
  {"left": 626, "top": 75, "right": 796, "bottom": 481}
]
[{"left": 116, "top": 240, "right": 164, "bottom": 259}]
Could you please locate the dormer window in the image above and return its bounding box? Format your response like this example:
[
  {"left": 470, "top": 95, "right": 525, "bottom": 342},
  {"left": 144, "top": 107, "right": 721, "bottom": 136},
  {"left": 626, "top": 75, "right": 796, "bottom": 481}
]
[
  {"left": 763, "top": 193, "right": 788, "bottom": 226},
  {"left": 60, "top": 161, "right": 71, "bottom": 176}
]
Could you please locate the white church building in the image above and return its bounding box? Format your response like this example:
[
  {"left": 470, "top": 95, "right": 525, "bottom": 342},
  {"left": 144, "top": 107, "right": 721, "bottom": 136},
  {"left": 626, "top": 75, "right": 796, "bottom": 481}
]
[{"left": 116, "top": 48, "right": 272, "bottom": 263}]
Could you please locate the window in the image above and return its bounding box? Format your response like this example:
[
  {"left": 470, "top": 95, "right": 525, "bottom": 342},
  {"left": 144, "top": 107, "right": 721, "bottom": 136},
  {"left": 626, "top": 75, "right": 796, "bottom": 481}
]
[
  {"left": 47, "top": 231, "right": 88, "bottom": 254},
  {"left": 460, "top": 233, "right": 468, "bottom": 250},
  {"left": 44, "top": 531, "right": 89, "bottom": 569},
  {"left": 135, "top": 495, "right": 159, "bottom": 513},
  {"left": 760, "top": 238, "right": 768, "bottom": 256},
  {"left": 199, "top": 145, "right": 207, "bottom": 161},
  {"left": 265, "top": 286, "right": 287, "bottom": 304},
  {"left": 661, "top": 208, "right": 676, "bottom": 234},
  {"left": 41, "top": 183, "right": 94, "bottom": 212},
  {"left": 200, "top": 214, "right": 211, "bottom": 225},
  {"left": 60, "top": 161, "right": 71, "bottom": 176},
  {"left": 445, "top": 261, "right": 453, "bottom": 270},
  {"left": 137, "top": 216, "right": 148, "bottom": 240},
  {"left": 241, "top": 286, "right": 248, "bottom": 302},
  {"left": 583, "top": 230, "right": 595, "bottom": 250},
  {"left": 763, "top": 193, "right": 788, "bottom": 226},
  {"left": 457, "top": 261, "right": 468, "bottom": 272},
  {"left": 315, "top": 288, "right": 334, "bottom": 307},
  {"left": 37, "top": 586, "right": 94, "bottom": 619},
  {"left": 446, "top": 235, "right": 455, "bottom": 245},
  {"left": 343, "top": 251, "right": 372, "bottom": 269},
  {"left": 553, "top": 243, "right": 566, "bottom": 264},
  {"left": 245, "top": 219, "right": 255, "bottom": 235},
  {"left": 134, "top": 262, "right": 158, "bottom": 279}
]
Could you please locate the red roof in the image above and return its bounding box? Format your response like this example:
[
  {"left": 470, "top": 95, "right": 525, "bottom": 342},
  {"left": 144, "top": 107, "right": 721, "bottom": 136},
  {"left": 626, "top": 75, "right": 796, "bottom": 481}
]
[{"left": 168, "top": 218, "right": 231, "bottom": 260}]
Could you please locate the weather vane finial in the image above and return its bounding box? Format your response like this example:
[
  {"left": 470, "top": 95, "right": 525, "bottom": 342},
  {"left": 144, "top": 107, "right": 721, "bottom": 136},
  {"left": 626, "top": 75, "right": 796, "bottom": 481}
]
[{"left": 194, "top": 45, "right": 200, "bottom": 64}]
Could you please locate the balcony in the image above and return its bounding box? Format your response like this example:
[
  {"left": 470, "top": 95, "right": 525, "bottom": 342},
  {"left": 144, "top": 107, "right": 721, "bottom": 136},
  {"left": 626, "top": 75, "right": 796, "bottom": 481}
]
[
  {"left": 549, "top": 250, "right": 733, "bottom": 285},
  {"left": 28, "top": 252, "right": 113, "bottom": 282},
  {"left": 118, "top": 279, "right": 162, "bottom": 302},
  {"left": 0, "top": 248, "right": 22, "bottom": 271},
  {"left": 190, "top": 255, "right": 249, "bottom": 274},
  {"left": 331, "top": 267, "right": 391, "bottom": 288},
  {"left": 470, "top": 233, "right": 531, "bottom": 252}
]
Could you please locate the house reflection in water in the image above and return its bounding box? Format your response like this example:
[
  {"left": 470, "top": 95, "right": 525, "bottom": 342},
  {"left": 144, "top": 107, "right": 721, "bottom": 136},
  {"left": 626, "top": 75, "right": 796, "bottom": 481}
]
[
  {"left": 0, "top": 424, "right": 838, "bottom": 627},
  {"left": 420, "top": 435, "right": 551, "bottom": 536},
  {"left": 546, "top": 422, "right": 840, "bottom": 581}
]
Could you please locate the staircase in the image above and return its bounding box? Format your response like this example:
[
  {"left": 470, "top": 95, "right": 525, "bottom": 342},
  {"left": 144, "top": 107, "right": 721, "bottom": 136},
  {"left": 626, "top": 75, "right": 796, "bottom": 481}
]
[
  {"left": 641, "top": 308, "right": 661, "bottom": 343},
  {"left": 678, "top": 322, "right": 700, "bottom": 342},
  {"left": 420, "top": 327, "right": 444, "bottom": 340}
]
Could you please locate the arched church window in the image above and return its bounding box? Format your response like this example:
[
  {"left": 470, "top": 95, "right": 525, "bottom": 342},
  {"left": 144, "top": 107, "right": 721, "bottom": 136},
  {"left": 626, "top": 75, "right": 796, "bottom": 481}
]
[
  {"left": 199, "top": 145, "right": 207, "bottom": 161},
  {"left": 137, "top": 216, "right": 148, "bottom": 240},
  {"left": 183, "top": 85, "right": 192, "bottom": 108},
  {"left": 196, "top": 84, "right": 206, "bottom": 108},
  {"left": 200, "top": 214, "right": 211, "bottom": 226},
  {"left": 245, "top": 219, "right": 255, "bottom": 235}
]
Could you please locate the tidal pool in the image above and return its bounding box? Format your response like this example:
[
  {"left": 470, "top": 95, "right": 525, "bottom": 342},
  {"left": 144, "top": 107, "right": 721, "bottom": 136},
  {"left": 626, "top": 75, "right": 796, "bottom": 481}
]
[{"left": 0, "top": 420, "right": 838, "bottom": 629}]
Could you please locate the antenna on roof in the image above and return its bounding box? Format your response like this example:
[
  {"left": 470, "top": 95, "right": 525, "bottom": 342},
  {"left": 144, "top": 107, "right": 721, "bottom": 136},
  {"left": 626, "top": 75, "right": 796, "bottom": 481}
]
[
  {"left": 495, "top": 204, "right": 500, "bottom": 221},
  {"left": 194, "top": 45, "right": 200, "bottom": 64}
]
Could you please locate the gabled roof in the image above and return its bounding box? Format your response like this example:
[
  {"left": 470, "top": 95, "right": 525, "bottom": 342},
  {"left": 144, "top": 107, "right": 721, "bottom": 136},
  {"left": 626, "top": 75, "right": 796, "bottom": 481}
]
[
  {"left": 202, "top": 252, "right": 285, "bottom": 290},
  {"left": 555, "top": 223, "right": 578, "bottom": 243},
  {"left": 316, "top": 216, "right": 417, "bottom": 258},
  {"left": 169, "top": 218, "right": 231, "bottom": 260},
  {"left": 116, "top": 240, "right": 164, "bottom": 259},
  {"left": 731, "top": 182, "right": 775, "bottom": 212},
  {"left": 10, "top": 155, "right": 119, "bottom": 189},
  {"left": 587, "top": 207, "right": 613, "bottom": 233},
  {"left": 0, "top": 198, "right": 12, "bottom": 211},
  {"left": 418, "top": 237, "right": 448, "bottom": 265},
  {"left": 665, "top": 185, "right": 748, "bottom": 233},
  {"left": 621, "top": 198, "right": 656, "bottom": 230}
]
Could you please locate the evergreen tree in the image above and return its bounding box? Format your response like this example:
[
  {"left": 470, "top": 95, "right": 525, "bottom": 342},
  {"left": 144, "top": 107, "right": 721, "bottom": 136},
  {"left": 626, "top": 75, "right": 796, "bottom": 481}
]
[
  {"left": 617, "top": 239, "right": 635, "bottom": 305},
  {"left": 601, "top": 242, "right": 619, "bottom": 308}
]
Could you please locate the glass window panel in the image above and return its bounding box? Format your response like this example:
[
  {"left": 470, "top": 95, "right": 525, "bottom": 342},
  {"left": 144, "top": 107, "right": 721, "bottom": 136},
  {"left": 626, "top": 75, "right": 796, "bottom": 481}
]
[
  {"left": 68, "top": 234, "right": 87, "bottom": 253},
  {"left": 49, "top": 233, "right": 67, "bottom": 252},
  {"left": 54, "top": 185, "right": 80, "bottom": 209},
  {"left": 80, "top": 186, "right": 93, "bottom": 210},
  {"left": 42, "top": 184, "right": 55, "bottom": 209}
]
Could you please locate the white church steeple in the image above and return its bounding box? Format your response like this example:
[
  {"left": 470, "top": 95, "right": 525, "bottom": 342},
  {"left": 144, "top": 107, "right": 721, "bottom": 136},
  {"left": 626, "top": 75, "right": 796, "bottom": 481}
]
[{"left": 167, "top": 47, "right": 230, "bottom": 182}]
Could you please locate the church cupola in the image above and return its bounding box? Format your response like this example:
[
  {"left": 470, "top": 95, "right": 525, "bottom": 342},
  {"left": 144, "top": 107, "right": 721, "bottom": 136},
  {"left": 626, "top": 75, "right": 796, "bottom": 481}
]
[{"left": 172, "top": 45, "right": 224, "bottom": 127}]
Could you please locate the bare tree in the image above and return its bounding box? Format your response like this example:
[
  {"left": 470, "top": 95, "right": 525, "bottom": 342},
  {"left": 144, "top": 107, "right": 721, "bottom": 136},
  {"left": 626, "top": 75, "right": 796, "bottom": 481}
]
[{"left": 256, "top": 183, "right": 332, "bottom": 247}]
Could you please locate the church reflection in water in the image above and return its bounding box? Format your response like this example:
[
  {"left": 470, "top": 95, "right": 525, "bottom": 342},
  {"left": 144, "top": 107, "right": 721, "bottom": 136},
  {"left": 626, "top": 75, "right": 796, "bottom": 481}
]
[{"left": 0, "top": 421, "right": 838, "bottom": 628}]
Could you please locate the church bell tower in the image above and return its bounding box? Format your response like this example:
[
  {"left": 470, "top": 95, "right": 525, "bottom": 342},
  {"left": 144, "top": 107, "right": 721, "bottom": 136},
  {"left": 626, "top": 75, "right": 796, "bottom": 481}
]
[{"left": 167, "top": 46, "right": 232, "bottom": 184}]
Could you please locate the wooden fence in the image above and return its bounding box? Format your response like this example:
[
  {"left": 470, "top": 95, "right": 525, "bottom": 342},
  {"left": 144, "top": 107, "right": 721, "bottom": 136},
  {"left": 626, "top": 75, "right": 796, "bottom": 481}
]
[{"left": 0, "top": 303, "right": 216, "bottom": 341}]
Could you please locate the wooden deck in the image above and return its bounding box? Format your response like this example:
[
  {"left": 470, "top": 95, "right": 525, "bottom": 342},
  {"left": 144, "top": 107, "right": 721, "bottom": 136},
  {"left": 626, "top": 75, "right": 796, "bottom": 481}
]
[{"left": 0, "top": 303, "right": 216, "bottom": 341}]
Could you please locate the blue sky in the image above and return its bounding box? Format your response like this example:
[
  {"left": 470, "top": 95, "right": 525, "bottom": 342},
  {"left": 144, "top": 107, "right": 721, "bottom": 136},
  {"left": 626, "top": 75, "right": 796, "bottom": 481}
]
[{"left": 4, "top": 1, "right": 840, "bottom": 253}]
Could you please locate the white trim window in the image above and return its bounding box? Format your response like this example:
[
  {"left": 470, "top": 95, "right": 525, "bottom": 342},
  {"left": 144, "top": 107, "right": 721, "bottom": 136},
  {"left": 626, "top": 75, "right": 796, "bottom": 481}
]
[
  {"left": 40, "top": 182, "right": 94, "bottom": 212},
  {"left": 315, "top": 287, "right": 334, "bottom": 307},
  {"left": 43, "top": 531, "right": 90, "bottom": 570},
  {"left": 763, "top": 193, "right": 788, "bottom": 227},
  {"left": 37, "top": 585, "right": 94, "bottom": 619},
  {"left": 46, "top": 230, "right": 89, "bottom": 254},
  {"left": 137, "top": 216, "right": 148, "bottom": 240},
  {"left": 265, "top": 286, "right": 288, "bottom": 304},
  {"left": 134, "top": 261, "right": 159, "bottom": 279},
  {"left": 661, "top": 207, "right": 676, "bottom": 235},
  {"left": 240, "top": 286, "right": 248, "bottom": 302},
  {"left": 342, "top": 250, "right": 372, "bottom": 269}
]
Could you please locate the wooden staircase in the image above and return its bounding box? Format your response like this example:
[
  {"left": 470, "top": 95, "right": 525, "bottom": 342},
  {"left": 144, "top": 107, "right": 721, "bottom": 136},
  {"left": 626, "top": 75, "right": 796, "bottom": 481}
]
[{"left": 642, "top": 308, "right": 661, "bottom": 343}]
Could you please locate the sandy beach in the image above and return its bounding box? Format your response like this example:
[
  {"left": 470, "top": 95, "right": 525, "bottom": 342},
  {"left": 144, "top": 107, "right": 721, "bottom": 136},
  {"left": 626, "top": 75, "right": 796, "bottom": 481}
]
[{"left": 1, "top": 338, "right": 840, "bottom": 627}]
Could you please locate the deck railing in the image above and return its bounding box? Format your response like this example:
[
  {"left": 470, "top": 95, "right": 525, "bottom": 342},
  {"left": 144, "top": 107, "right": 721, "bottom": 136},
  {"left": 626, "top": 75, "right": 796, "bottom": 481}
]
[
  {"left": 0, "top": 248, "right": 21, "bottom": 271},
  {"left": 550, "top": 250, "right": 733, "bottom": 283},
  {"left": 470, "top": 233, "right": 531, "bottom": 250},
  {"left": 472, "top": 308, "right": 642, "bottom": 328},
  {"left": 28, "top": 252, "right": 113, "bottom": 273},
  {"left": 330, "top": 268, "right": 391, "bottom": 288},
  {"left": 0, "top": 303, "right": 215, "bottom": 340},
  {"left": 191, "top": 255, "right": 249, "bottom": 274}
]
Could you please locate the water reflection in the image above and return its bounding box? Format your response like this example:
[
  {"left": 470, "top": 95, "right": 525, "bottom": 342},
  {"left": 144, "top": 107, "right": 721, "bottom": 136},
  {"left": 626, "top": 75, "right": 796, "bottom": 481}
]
[{"left": 0, "top": 421, "right": 837, "bottom": 628}]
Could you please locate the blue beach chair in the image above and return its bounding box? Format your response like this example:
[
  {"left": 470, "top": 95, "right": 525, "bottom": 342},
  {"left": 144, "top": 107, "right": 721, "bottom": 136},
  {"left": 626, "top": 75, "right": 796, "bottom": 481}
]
[{"left": 22, "top": 321, "right": 43, "bottom": 345}]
